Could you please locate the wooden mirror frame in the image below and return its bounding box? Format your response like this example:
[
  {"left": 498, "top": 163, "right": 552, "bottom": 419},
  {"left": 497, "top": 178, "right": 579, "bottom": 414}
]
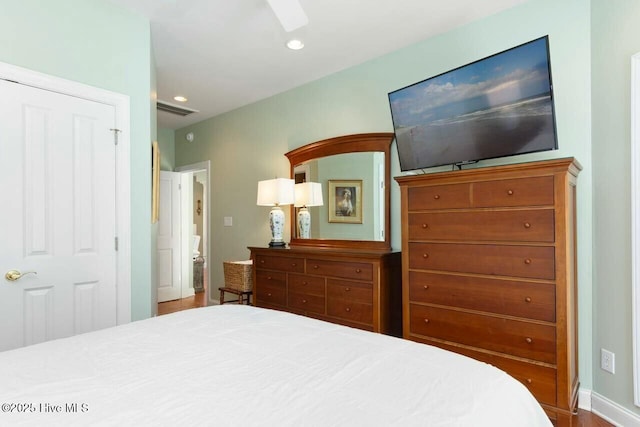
[{"left": 285, "top": 133, "right": 394, "bottom": 251}]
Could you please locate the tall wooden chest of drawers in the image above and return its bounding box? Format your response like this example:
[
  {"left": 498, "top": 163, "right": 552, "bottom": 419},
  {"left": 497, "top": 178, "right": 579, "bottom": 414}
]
[
  {"left": 248, "top": 246, "right": 402, "bottom": 336},
  {"left": 395, "top": 158, "right": 581, "bottom": 426}
]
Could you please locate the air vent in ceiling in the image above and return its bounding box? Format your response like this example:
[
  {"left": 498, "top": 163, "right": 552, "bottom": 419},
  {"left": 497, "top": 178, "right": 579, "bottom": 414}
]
[{"left": 157, "top": 100, "right": 199, "bottom": 116}]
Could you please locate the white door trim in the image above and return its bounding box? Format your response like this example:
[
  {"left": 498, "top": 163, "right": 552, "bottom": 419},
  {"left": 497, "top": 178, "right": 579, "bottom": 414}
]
[
  {"left": 631, "top": 51, "right": 640, "bottom": 408},
  {"left": 0, "top": 61, "right": 132, "bottom": 325}
]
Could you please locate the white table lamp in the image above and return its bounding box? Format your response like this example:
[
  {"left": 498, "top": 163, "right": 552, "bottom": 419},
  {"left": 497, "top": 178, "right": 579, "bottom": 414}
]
[
  {"left": 294, "top": 182, "right": 323, "bottom": 239},
  {"left": 257, "top": 178, "right": 295, "bottom": 247}
]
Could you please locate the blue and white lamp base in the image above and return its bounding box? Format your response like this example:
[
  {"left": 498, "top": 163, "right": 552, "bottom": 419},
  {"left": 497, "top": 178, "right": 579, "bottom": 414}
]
[
  {"left": 269, "top": 206, "right": 286, "bottom": 247},
  {"left": 297, "top": 207, "right": 311, "bottom": 239}
]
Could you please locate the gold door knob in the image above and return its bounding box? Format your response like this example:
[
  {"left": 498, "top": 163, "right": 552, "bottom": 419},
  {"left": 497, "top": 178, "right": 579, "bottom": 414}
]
[{"left": 5, "top": 270, "right": 37, "bottom": 281}]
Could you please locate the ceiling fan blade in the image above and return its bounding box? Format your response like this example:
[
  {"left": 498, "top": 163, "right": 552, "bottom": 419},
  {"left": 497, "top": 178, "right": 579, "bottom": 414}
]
[{"left": 266, "top": 0, "right": 308, "bottom": 32}]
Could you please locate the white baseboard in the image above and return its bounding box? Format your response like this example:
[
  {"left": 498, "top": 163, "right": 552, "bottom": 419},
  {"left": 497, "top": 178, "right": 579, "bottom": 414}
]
[
  {"left": 579, "top": 388, "right": 592, "bottom": 411},
  {"left": 580, "top": 389, "right": 640, "bottom": 427}
]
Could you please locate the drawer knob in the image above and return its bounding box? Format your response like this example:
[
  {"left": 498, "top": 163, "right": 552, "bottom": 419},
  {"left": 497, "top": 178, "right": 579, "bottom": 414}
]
[
  {"left": 345, "top": 307, "right": 351, "bottom": 313},
  {"left": 525, "top": 296, "right": 532, "bottom": 303},
  {"left": 507, "top": 189, "right": 514, "bottom": 195},
  {"left": 524, "top": 258, "right": 532, "bottom": 265},
  {"left": 526, "top": 378, "right": 533, "bottom": 384},
  {"left": 355, "top": 268, "right": 362, "bottom": 273},
  {"left": 302, "top": 299, "right": 307, "bottom": 304},
  {"left": 422, "top": 223, "right": 429, "bottom": 229},
  {"left": 291, "top": 263, "right": 297, "bottom": 267},
  {"left": 313, "top": 265, "right": 319, "bottom": 269},
  {"left": 424, "top": 318, "right": 430, "bottom": 324},
  {"left": 267, "top": 292, "right": 272, "bottom": 297},
  {"left": 423, "top": 285, "right": 429, "bottom": 290},
  {"left": 423, "top": 253, "right": 429, "bottom": 259},
  {"left": 433, "top": 194, "right": 440, "bottom": 200},
  {"left": 260, "top": 260, "right": 265, "bottom": 264},
  {"left": 345, "top": 287, "right": 351, "bottom": 292},
  {"left": 267, "top": 276, "right": 273, "bottom": 280},
  {"left": 302, "top": 281, "right": 307, "bottom": 285},
  {"left": 525, "top": 337, "right": 533, "bottom": 344},
  {"left": 524, "top": 222, "right": 531, "bottom": 229}
]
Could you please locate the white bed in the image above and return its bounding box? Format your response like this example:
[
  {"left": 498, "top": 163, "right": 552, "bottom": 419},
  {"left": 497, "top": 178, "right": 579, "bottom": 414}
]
[{"left": 0, "top": 305, "right": 551, "bottom": 426}]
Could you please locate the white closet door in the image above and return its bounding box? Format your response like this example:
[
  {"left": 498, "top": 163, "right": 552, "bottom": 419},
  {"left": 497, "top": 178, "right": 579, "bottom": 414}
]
[{"left": 0, "top": 79, "right": 117, "bottom": 351}]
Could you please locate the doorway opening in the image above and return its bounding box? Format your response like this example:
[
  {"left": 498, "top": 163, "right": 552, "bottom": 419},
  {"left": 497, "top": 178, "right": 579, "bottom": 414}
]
[{"left": 157, "top": 161, "right": 210, "bottom": 314}]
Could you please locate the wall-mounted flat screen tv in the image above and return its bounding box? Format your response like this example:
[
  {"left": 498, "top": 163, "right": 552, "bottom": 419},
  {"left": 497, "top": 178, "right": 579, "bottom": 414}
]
[{"left": 388, "top": 36, "right": 558, "bottom": 171}]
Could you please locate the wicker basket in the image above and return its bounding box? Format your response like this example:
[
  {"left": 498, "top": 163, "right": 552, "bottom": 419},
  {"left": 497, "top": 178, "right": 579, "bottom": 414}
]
[{"left": 223, "top": 260, "right": 253, "bottom": 292}]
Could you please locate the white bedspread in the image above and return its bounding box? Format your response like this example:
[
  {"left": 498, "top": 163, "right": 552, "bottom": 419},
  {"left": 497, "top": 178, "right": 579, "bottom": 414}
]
[{"left": 0, "top": 305, "right": 551, "bottom": 426}]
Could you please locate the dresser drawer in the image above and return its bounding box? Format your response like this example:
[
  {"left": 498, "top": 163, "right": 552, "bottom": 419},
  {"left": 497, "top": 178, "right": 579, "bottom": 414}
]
[
  {"left": 409, "top": 209, "right": 555, "bottom": 242},
  {"left": 289, "top": 274, "right": 325, "bottom": 294},
  {"left": 327, "top": 279, "right": 372, "bottom": 303},
  {"left": 316, "top": 315, "right": 375, "bottom": 332},
  {"left": 410, "top": 304, "right": 556, "bottom": 364},
  {"left": 327, "top": 280, "right": 373, "bottom": 324},
  {"left": 255, "top": 254, "right": 304, "bottom": 272},
  {"left": 472, "top": 176, "right": 554, "bottom": 207},
  {"left": 408, "top": 271, "right": 555, "bottom": 322},
  {"left": 409, "top": 242, "right": 555, "bottom": 280},
  {"left": 255, "top": 270, "right": 287, "bottom": 307},
  {"left": 407, "top": 183, "right": 470, "bottom": 210},
  {"left": 414, "top": 336, "right": 557, "bottom": 406},
  {"left": 307, "top": 259, "right": 373, "bottom": 281},
  {"left": 255, "top": 269, "right": 286, "bottom": 287},
  {"left": 327, "top": 298, "right": 373, "bottom": 324},
  {"left": 288, "top": 291, "right": 325, "bottom": 314}
]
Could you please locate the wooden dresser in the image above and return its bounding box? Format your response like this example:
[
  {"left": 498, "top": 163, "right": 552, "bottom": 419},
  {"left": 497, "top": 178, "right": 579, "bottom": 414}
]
[
  {"left": 248, "top": 246, "right": 402, "bottom": 336},
  {"left": 395, "top": 158, "right": 581, "bottom": 426}
]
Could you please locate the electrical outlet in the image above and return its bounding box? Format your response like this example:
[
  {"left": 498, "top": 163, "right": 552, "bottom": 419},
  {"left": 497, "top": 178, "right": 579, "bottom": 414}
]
[{"left": 601, "top": 348, "right": 615, "bottom": 374}]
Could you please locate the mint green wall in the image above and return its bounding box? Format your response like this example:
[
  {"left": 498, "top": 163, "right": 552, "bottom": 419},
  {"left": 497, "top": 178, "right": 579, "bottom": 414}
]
[
  {"left": 592, "top": 0, "right": 640, "bottom": 414},
  {"left": 0, "top": 0, "right": 154, "bottom": 320},
  {"left": 158, "top": 128, "right": 176, "bottom": 171}
]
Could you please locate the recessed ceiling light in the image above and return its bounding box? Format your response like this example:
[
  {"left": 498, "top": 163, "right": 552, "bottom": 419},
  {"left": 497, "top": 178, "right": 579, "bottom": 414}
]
[
  {"left": 173, "top": 96, "right": 188, "bottom": 102},
  {"left": 286, "top": 39, "right": 304, "bottom": 50}
]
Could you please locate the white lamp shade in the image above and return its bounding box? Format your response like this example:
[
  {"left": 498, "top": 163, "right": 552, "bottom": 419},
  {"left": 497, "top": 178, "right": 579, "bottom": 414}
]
[
  {"left": 294, "top": 182, "right": 323, "bottom": 207},
  {"left": 257, "top": 178, "right": 295, "bottom": 206}
]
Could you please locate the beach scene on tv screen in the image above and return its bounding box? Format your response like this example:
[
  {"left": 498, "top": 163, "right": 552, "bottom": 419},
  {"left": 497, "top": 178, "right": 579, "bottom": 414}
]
[{"left": 389, "top": 38, "right": 557, "bottom": 171}]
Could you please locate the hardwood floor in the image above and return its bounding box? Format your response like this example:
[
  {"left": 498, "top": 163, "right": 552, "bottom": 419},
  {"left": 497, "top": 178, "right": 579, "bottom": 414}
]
[
  {"left": 574, "top": 410, "right": 614, "bottom": 427},
  {"left": 157, "top": 291, "right": 206, "bottom": 315},
  {"left": 157, "top": 288, "right": 613, "bottom": 427}
]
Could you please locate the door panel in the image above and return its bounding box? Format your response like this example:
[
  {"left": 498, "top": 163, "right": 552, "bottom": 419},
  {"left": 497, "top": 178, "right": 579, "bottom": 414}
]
[
  {"left": 0, "top": 79, "right": 117, "bottom": 351},
  {"left": 157, "top": 171, "right": 182, "bottom": 302}
]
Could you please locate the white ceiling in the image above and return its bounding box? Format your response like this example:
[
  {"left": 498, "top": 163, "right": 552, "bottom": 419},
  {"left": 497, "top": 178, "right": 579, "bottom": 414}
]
[{"left": 107, "top": 0, "right": 527, "bottom": 130}]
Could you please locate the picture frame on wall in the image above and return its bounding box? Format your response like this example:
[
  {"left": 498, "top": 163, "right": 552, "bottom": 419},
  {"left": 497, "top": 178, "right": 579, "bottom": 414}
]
[{"left": 328, "top": 179, "right": 362, "bottom": 223}]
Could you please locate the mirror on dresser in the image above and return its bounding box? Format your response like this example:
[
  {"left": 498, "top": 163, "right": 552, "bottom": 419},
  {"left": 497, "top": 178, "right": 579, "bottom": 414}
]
[{"left": 285, "top": 133, "right": 394, "bottom": 251}]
